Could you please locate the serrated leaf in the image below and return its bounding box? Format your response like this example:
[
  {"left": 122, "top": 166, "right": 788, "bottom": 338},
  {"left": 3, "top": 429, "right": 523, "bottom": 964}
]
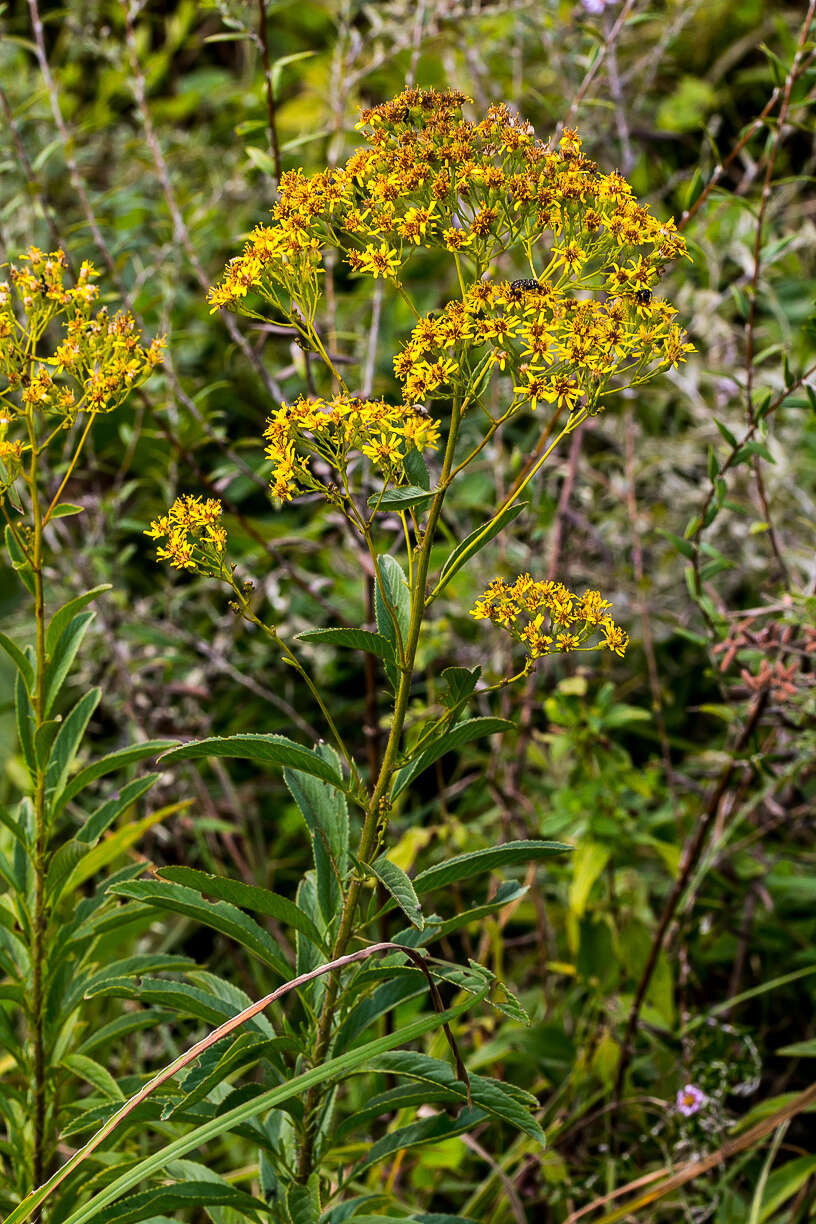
[
  {"left": 158, "top": 866, "right": 325, "bottom": 950},
  {"left": 374, "top": 554, "right": 410, "bottom": 669},
  {"left": 403, "top": 445, "right": 430, "bottom": 490},
  {"left": 414, "top": 840, "right": 571, "bottom": 893},
  {"left": 286, "top": 1174, "right": 321, "bottom": 1224},
  {"left": 368, "top": 485, "right": 437, "bottom": 512},
  {"left": 440, "top": 665, "right": 481, "bottom": 708},
  {"left": 88, "top": 1182, "right": 270, "bottom": 1224},
  {"left": 367, "top": 855, "right": 423, "bottom": 929},
  {"left": 297, "top": 627, "right": 395, "bottom": 663},
  {"left": 392, "top": 718, "right": 513, "bottom": 799},
  {"left": 284, "top": 754, "right": 348, "bottom": 925},
  {"left": 351, "top": 1109, "right": 484, "bottom": 1177},
  {"left": 365, "top": 1050, "right": 546, "bottom": 1145},
  {"left": 38, "top": 992, "right": 487, "bottom": 1224},
  {"left": 160, "top": 734, "right": 345, "bottom": 788},
  {"left": 110, "top": 880, "right": 291, "bottom": 979}
]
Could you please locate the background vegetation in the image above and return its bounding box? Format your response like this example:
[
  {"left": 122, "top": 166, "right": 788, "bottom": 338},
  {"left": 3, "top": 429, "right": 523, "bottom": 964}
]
[{"left": 1, "top": 0, "right": 815, "bottom": 1220}]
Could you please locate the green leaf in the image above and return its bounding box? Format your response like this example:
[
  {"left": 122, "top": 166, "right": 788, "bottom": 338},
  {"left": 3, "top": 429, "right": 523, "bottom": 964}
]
[
  {"left": 46, "top": 584, "right": 112, "bottom": 655},
  {"left": 403, "top": 445, "right": 430, "bottom": 490},
  {"left": 776, "top": 1039, "right": 816, "bottom": 1057},
  {"left": 440, "top": 665, "right": 481, "bottom": 708},
  {"left": 5, "top": 523, "right": 34, "bottom": 594},
  {"left": 0, "top": 632, "right": 34, "bottom": 692},
  {"left": 38, "top": 992, "right": 487, "bottom": 1224},
  {"left": 44, "top": 612, "right": 96, "bottom": 715},
  {"left": 367, "top": 855, "right": 424, "bottom": 930},
  {"left": 713, "top": 418, "right": 738, "bottom": 448},
  {"left": 368, "top": 485, "right": 436, "bottom": 512},
  {"left": 78, "top": 775, "right": 159, "bottom": 844},
  {"left": 168, "top": 1033, "right": 294, "bottom": 1118},
  {"left": 392, "top": 718, "right": 513, "bottom": 799},
  {"left": 297, "top": 627, "right": 395, "bottom": 663},
  {"left": 62, "top": 1053, "right": 124, "bottom": 1101},
  {"left": 158, "top": 866, "right": 326, "bottom": 950},
  {"left": 435, "top": 501, "right": 527, "bottom": 595},
  {"left": 414, "top": 839, "right": 572, "bottom": 893},
  {"left": 110, "top": 880, "right": 291, "bottom": 979},
  {"left": 160, "top": 734, "right": 345, "bottom": 788},
  {"left": 366, "top": 1050, "right": 546, "bottom": 1146},
  {"left": 15, "top": 668, "right": 35, "bottom": 772},
  {"left": 351, "top": 1109, "right": 484, "bottom": 1177},
  {"left": 45, "top": 689, "right": 101, "bottom": 798},
  {"left": 47, "top": 503, "right": 85, "bottom": 519},
  {"left": 286, "top": 1174, "right": 321, "bottom": 1224},
  {"left": 285, "top": 753, "right": 348, "bottom": 925},
  {"left": 245, "top": 145, "right": 277, "bottom": 175},
  {"left": 758, "top": 1156, "right": 816, "bottom": 1222},
  {"left": 55, "top": 740, "right": 176, "bottom": 812},
  {"left": 89, "top": 1182, "right": 270, "bottom": 1224},
  {"left": 374, "top": 554, "right": 410, "bottom": 670}
]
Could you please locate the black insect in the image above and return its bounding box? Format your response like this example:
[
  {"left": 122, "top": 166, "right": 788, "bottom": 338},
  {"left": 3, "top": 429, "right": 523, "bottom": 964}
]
[
  {"left": 634, "top": 288, "right": 653, "bottom": 305},
  {"left": 510, "top": 279, "right": 542, "bottom": 292}
]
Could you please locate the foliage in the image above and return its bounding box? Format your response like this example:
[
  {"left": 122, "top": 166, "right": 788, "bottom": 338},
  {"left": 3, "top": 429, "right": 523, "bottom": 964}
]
[{"left": 0, "top": 1, "right": 815, "bottom": 1222}]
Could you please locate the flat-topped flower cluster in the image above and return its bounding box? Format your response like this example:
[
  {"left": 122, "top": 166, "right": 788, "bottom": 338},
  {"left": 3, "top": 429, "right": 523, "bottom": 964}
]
[
  {"left": 395, "top": 277, "right": 693, "bottom": 415},
  {"left": 0, "top": 248, "right": 163, "bottom": 492},
  {"left": 207, "top": 87, "right": 690, "bottom": 320},
  {"left": 145, "top": 494, "right": 227, "bottom": 572},
  {"left": 263, "top": 393, "right": 441, "bottom": 503},
  {"left": 471, "top": 574, "right": 629, "bottom": 659}
]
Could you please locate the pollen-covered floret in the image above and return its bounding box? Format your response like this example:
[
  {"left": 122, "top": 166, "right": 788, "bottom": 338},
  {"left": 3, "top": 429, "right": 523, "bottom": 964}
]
[
  {"left": 145, "top": 495, "right": 227, "bottom": 573},
  {"left": 470, "top": 574, "right": 628, "bottom": 660}
]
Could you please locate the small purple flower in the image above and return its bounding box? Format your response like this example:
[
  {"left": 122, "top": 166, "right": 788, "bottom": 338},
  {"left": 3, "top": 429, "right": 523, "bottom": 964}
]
[
  {"left": 581, "top": 0, "right": 615, "bottom": 12},
  {"left": 676, "top": 1083, "right": 707, "bottom": 1117}
]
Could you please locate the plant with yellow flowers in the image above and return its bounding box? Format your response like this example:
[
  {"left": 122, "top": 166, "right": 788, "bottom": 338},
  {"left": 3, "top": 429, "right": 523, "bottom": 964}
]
[
  {"left": 8, "top": 91, "right": 693, "bottom": 1224},
  {"left": 0, "top": 248, "right": 169, "bottom": 1210}
]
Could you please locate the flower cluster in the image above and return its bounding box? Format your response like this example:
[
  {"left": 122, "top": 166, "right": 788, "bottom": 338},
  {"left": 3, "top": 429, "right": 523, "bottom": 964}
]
[
  {"left": 145, "top": 495, "right": 227, "bottom": 573},
  {"left": 394, "top": 277, "right": 693, "bottom": 413},
  {"left": 470, "top": 574, "right": 629, "bottom": 659},
  {"left": 262, "top": 394, "right": 441, "bottom": 503},
  {"left": 0, "top": 247, "right": 164, "bottom": 494},
  {"left": 207, "top": 89, "right": 690, "bottom": 332}
]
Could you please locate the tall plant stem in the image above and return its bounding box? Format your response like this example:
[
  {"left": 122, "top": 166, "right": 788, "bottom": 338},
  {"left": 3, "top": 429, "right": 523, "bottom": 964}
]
[
  {"left": 296, "top": 397, "right": 464, "bottom": 1181},
  {"left": 26, "top": 414, "right": 49, "bottom": 1207}
]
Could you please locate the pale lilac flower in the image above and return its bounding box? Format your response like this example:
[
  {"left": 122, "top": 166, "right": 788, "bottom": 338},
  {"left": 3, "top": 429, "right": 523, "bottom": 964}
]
[
  {"left": 582, "top": 0, "right": 615, "bottom": 12},
  {"left": 676, "top": 1083, "right": 707, "bottom": 1117}
]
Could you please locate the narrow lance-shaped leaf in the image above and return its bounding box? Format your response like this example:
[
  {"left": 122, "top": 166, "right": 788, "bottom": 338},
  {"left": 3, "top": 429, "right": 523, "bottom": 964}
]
[
  {"left": 297, "top": 627, "right": 395, "bottom": 663},
  {"left": 366, "top": 855, "right": 424, "bottom": 930},
  {"left": 46, "top": 584, "right": 112, "bottom": 655},
  {"left": 432, "top": 500, "right": 527, "bottom": 597},
  {"left": 160, "top": 734, "right": 346, "bottom": 789},
  {"left": 158, "top": 866, "right": 326, "bottom": 951},
  {"left": 110, "top": 879, "right": 292, "bottom": 980},
  {"left": 414, "top": 839, "right": 572, "bottom": 894},
  {"left": 391, "top": 717, "right": 513, "bottom": 799}
]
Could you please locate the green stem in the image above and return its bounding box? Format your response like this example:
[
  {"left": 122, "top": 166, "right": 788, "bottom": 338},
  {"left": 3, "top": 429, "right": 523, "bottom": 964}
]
[
  {"left": 42, "top": 411, "right": 96, "bottom": 526},
  {"left": 26, "top": 411, "right": 49, "bottom": 1208},
  {"left": 295, "top": 394, "right": 464, "bottom": 1181}
]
